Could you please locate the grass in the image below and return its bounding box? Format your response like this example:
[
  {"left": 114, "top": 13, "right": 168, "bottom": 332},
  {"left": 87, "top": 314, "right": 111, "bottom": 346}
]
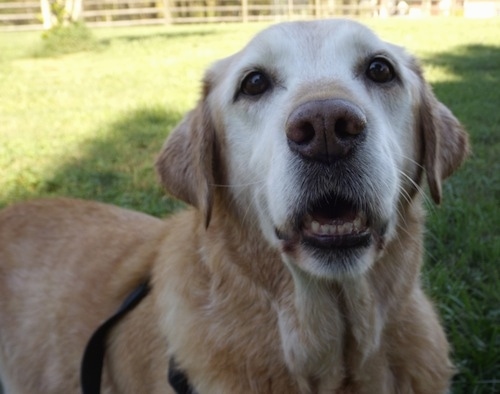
[{"left": 0, "top": 18, "right": 499, "bottom": 393}]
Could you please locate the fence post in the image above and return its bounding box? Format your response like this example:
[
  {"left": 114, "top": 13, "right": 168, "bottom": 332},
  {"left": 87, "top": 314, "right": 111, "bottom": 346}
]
[
  {"left": 242, "top": 0, "right": 248, "bottom": 22},
  {"left": 424, "top": 0, "right": 432, "bottom": 15},
  {"left": 65, "top": 0, "right": 83, "bottom": 22},
  {"left": 163, "top": 0, "right": 172, "bottom": 24},
  {"left": 40, "top": 0, "right": 53, "bottom": 29}
]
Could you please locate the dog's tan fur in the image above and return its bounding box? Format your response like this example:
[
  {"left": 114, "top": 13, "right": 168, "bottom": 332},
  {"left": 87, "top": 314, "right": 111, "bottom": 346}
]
[{"left": 0, "top": 20, "right": 468, "bottom": 394}]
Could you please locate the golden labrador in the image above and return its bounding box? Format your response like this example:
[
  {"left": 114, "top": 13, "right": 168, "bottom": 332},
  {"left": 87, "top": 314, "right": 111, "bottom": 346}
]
[{"left": 0, "top": 19, "right": 469, "bottom": 393}]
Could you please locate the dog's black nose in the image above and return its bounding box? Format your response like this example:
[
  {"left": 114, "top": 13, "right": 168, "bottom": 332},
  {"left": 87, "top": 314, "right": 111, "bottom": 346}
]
[{"left": 286, "top": 99, "right": 366, "bottom": 163}]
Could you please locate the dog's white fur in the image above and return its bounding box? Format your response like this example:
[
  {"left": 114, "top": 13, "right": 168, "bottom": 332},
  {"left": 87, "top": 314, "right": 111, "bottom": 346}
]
[{"left": 0, "top": 20, "right": 468, "bottom": 393}]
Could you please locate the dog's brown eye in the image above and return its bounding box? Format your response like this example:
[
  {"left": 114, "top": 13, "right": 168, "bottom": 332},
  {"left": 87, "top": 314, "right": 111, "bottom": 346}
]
[
  {"left": 366, "top": 58, "right": 395, "bottom": 83},
  {"left": 241, "top": 71, "right": 271, "bottom": 96}
]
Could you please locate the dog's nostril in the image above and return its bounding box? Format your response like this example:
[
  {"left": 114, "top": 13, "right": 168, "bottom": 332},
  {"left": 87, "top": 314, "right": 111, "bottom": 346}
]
[
  {"left": 288, "top": 121, "right": 315, "bottom": 145},
  {"left": 335, "top": 118, "right": 349, "bottom": 138},
  {"left": 335, "top": 116, "right": 365, "bottom": 138}
]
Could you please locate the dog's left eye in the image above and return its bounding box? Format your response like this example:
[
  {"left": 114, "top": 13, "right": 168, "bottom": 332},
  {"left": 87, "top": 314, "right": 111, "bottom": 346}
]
[
  {"left": 366, "top": 57, "right": 395, "bottom": 83},
  {"left": 240, "top": 71, "right": 271, "bottom": 96}
]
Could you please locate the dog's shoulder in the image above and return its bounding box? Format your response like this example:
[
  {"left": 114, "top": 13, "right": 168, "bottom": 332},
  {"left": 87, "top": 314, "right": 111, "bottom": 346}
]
[{"left": 0, "top": 197, "right": 169, "bottom": 306}]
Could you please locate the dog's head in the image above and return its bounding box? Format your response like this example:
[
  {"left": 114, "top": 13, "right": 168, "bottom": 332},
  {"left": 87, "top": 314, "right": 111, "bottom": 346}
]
[{"left": 156, "top": 20, "right": 468, "bottom": 280}]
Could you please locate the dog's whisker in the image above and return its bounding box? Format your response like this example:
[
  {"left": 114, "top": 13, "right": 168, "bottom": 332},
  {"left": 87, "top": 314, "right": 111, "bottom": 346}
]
[
  {"left": 397, "top": 170, "right": 434, "bottom": 209},
  {"left": 212, "top": 179, "right": 266, "bottom": 188},
  {"left": 392, "top": 152, "right": 426, "bottom": 171}
]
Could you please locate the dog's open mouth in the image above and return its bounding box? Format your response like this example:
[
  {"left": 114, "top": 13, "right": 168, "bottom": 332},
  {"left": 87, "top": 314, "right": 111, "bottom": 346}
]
[{"left": 299, "top": 195, "right": 372, "bottom": 249}]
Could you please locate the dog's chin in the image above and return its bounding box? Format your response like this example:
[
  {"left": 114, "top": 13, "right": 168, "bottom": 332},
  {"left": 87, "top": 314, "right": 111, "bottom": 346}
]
[
  {"left": 276, "top": 230, "right": 379, "bottom": 280},
  {"left": 274, "top": 195, "right": 387, "bottom": 279}
]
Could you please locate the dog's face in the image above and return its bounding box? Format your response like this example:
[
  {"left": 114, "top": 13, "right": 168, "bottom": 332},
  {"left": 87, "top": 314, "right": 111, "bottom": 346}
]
[{"left": 157, "top": 20, "right": 468, "bottom": 280}]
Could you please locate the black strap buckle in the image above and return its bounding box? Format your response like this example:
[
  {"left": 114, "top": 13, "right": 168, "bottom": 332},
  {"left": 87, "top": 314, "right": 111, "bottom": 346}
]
[{"left": 168, "top": 357, "right": 197, "bottom": 394}]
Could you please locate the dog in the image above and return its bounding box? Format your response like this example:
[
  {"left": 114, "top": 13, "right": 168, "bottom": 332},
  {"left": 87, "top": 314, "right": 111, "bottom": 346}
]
[{"left": 0, "top": 19, "right": 469, "bottom": 393}]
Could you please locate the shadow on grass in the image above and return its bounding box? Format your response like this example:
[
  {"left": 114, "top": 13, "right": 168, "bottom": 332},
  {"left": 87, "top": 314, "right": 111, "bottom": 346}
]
[
  {"left": 422, "top": 44, "right": 500, "bottom": 394},
  {"left": 423, "top": 43, "right": 500, "bottom": 262},
  {"left": 424, "top": 44, "right": 500, "bottom": 133},
  {"left": 38, "top": 106, "right": 185, "bottom": 218}
]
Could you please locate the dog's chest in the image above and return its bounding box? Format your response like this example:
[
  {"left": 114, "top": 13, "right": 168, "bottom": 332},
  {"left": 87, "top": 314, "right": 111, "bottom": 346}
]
[{"left": 168, "top": 290, "right": 357, "bottom": 394}]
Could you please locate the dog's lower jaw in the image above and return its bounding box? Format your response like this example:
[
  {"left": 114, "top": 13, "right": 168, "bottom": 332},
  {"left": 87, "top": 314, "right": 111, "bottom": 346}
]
[
  {"left": 277, "top": 233, "right": 382, "bottom": 281},
  {"left": 274, "top": 208, "right": 393, "bottom": 280}
]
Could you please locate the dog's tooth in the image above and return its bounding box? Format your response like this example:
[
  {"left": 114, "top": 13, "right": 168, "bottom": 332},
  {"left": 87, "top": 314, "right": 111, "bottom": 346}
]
[
  {"left": 320, "top": 224, "right": 330, "bottom": 235},
  {"left": 339, "top": 222, "right": 352, "bottom": 235},
  {"left": 353, "top": 217, "right": 362, "bottom": 231},
  {"left": 310, "top": 220, "right": 362, "bottom": 236}
]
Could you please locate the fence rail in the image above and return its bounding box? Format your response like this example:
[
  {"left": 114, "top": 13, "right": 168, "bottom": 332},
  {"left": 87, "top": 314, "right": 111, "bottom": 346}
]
[{"left": 1, "top": 0, "right": 499, "bottom": 31}]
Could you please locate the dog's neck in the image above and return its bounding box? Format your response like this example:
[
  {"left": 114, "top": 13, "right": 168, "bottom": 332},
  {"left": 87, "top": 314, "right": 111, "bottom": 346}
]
[
  {"left": 202, "top": 197, "right": 425, "bottom": 393},
  {"left": 275, "top": 271, "right": 346, "bottom": 393}
]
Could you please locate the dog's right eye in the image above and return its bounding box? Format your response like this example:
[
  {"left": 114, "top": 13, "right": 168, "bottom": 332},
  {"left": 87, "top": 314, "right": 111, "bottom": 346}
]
[
  {"left": 240, "top": 71, "right": 271, "bottom": 96},
  {"left": 366, "top": 57, "right": 395, "bottom": 84}
]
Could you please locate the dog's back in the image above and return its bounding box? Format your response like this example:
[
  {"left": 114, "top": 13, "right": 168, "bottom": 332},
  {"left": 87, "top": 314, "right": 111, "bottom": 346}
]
[{"left": 0, "top": 198, "right": 166, "bottom": 393}]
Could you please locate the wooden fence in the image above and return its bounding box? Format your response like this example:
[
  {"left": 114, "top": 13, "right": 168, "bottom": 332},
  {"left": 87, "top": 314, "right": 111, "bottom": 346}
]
[
  {"left": 0, "top": 0, "right": 498, "bottom": 31},
  {"left": 1, "top": 0, "right": 376, "bottom": 31}
]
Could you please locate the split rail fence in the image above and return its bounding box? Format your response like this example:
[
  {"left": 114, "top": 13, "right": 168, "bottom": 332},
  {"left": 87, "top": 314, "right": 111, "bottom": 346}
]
[{"left": 0, "top": 0, "right": 498, "bottom": 31}]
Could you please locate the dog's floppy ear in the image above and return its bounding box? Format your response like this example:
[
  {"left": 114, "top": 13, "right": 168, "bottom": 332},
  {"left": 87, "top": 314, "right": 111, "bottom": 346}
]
[
  {"left": 419, "top": 81, "right": 469, "bottom": 204},
  {"left": 155, "top": 79, "right": 216, "bottom": 227}
]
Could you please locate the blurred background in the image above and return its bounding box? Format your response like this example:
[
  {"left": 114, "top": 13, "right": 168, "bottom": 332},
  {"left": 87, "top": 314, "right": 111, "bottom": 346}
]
[{"left": 1, "top": 0, "right": 500, "bottom": 31}]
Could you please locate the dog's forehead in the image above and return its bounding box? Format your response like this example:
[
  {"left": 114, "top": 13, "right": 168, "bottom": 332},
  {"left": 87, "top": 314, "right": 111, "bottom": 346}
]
[
  {"left": 254, "top": 20, "right": 378, "bottom": 48},
  {"left": 242, "top": 20, "right": 390, "bottom": 64}
]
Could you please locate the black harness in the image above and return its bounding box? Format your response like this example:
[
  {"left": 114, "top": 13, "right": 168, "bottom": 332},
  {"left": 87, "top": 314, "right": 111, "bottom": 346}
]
[{"left": 80, "top": 281, "right": 195, "bottom": 394}]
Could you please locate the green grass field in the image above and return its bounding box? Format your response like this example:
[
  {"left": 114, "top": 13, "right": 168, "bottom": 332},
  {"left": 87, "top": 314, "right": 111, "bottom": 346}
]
[{"left": 0, "top": 18, "right": 499, "bottom": 393}]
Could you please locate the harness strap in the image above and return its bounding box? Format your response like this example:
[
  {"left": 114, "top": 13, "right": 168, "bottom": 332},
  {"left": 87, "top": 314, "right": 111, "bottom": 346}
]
[
  {"left": 80, "top": 281, "right": 196, "bottom": 394},
  {"left": 80, "top": 281, "right": 151, "bottom": 394}
]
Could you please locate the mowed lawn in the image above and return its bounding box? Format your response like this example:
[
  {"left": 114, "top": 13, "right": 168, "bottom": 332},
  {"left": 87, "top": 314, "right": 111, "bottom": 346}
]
[{"left": 0, "top": 17, "right": 499, "bottom": 393}]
